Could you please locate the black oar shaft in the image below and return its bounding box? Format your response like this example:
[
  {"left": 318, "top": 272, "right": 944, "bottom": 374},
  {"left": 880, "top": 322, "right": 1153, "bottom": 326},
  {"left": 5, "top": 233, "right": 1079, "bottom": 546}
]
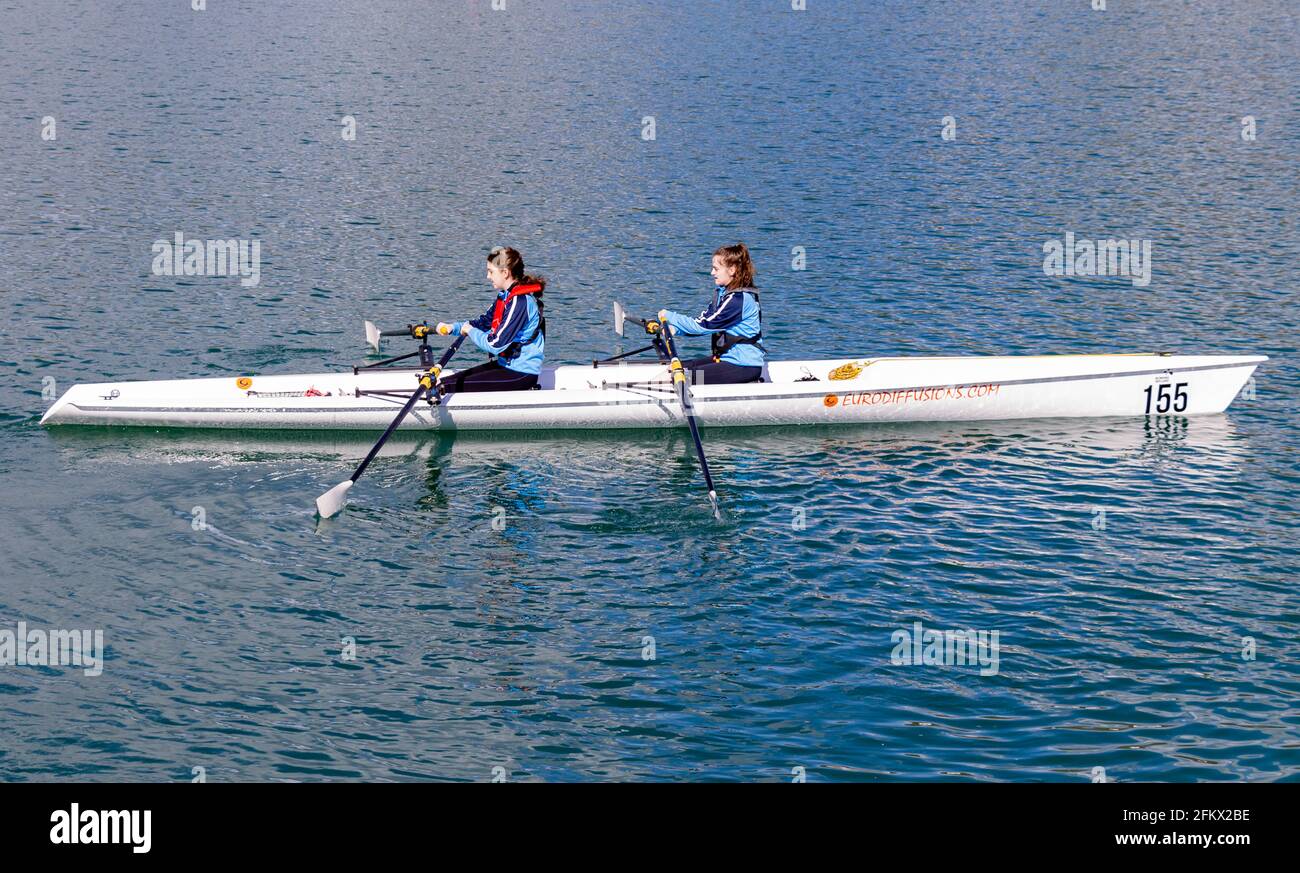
[
  {"left": 592, "top": 342, "right": 662, "bottom": 366},
  {"left": 349, "top": 334, "right": 466, "bottom": 484},
  {"left": 675, "top": 371, "right": 716, "bottom": 494},
  {"left": 350, "top": 385, "right": 424, "bottom": 483},
  {"left": 657, "top": 323, "right": 719, "bottom": 513}
]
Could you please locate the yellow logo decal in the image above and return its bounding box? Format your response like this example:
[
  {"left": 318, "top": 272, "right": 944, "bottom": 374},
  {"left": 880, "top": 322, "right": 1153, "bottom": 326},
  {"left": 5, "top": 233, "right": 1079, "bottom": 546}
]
[
  {"left": 823, "top": 394, "right": 838, "bottom": 408},
  {"left": 828, "top": 362, "right": 864, "bottom": 381},
  {"left": 236, "top": 377, "right": 253, "bottom": 390}
]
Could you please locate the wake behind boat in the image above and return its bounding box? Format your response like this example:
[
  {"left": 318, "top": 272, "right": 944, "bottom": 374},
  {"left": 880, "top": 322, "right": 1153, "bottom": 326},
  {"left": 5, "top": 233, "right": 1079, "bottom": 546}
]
[{"left": 41, "top": 349, "right": 1264, "bottom": 430}]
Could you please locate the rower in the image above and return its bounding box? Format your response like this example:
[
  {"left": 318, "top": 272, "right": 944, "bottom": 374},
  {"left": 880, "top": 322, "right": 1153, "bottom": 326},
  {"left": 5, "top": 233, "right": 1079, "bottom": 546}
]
[
  {"left": 435, "top": 246, "right": 546, "bottom": 392},
  {"left": 656, "top": 243, "right": 766, "bottom": 385}
]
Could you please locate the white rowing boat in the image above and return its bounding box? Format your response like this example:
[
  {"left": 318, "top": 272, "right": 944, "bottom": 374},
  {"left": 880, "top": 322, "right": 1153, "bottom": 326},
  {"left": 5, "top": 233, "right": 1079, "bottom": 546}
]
[
  {"left": 40, "top": 309, "right": 1267, "bottom": 517},
  {"left": 41, "top": 352, "right": 1264, "bottom": 431}
]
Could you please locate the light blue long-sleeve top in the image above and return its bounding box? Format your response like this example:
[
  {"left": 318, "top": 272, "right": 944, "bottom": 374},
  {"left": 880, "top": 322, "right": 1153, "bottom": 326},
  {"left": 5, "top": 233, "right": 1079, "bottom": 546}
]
[
  {"left": 451, "top": 284, "right": 545, "bottom": 375},
  {"left": 661, "top": 285, "right": 765, "bottom": 367}
]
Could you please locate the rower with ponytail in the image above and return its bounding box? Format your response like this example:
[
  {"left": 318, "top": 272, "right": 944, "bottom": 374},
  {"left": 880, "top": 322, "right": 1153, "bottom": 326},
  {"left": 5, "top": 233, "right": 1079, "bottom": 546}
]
[
  {"left": 435, "top": 246, "right": 547, "bottom": 392},
  {"left": 655, "top": 242, "right": 767, "bottom": 385}
]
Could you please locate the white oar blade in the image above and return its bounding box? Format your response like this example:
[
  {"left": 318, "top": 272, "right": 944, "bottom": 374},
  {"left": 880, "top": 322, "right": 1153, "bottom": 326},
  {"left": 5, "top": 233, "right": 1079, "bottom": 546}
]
[
  {"left": 364, "top": 320, "right": 381, "bottom": 351},
  {"left": 613, "top": 302, "right": 626, "bottom": 337},
  {"left": 315, "top": 479, "right": 353, "bottom": 519}
]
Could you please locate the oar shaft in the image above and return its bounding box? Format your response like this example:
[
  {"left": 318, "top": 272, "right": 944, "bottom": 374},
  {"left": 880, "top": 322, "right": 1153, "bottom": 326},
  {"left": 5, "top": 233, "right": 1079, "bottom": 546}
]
[
  {"left": 658, "top": 323, "right": 719, "bottom": 512},
  {"left": 350, "top": 385, "right": 424, "bottom": 483},
  {"left": 676, "top": 375, "right": 716, "bottom": 492},
  {"left": 319, "top": 333, "right": 467, "bottom": 518},
  {"left": 426, "top": 332, "right": 467, "bottom": 401},
  {"left": 348, "top": 334, "right": 466, "bottom": 483},
  {"left": 592, "top": 342, "right": 661, "bottom": 366}
]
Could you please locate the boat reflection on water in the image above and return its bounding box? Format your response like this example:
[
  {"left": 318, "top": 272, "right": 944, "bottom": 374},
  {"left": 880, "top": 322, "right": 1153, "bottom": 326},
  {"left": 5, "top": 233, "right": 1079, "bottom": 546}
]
[
  {"left": 782, "top": 412, "right": 1249, "bottom": 486},
  {"left": 43, "top": 412, "right": 1250, "bottom": 497}
]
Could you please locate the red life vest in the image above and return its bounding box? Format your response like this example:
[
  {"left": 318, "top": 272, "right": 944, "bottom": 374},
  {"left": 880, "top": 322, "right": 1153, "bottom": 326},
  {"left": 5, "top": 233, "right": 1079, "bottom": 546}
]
[{"left": 490, "top": 282, "right": 543, "bottom": 332}]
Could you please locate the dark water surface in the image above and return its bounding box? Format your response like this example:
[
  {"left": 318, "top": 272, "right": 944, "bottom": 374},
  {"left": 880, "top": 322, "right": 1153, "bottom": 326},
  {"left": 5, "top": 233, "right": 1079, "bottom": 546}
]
[{"left": 0, "top": 1, "right": 1296, "bottom": 781}]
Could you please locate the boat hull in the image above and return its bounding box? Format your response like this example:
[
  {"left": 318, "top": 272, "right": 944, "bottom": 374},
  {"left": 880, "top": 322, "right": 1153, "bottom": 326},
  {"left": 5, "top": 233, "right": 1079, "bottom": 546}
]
[{"left": 39, "top": 354, "right": 1266, "bottom": 430}]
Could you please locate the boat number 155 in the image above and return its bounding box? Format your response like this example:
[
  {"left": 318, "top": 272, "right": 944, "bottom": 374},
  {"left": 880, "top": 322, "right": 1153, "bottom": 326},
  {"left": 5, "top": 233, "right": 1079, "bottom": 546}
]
[{"left": 1144, "top": 382, "right": 1189, "bottom": 414}]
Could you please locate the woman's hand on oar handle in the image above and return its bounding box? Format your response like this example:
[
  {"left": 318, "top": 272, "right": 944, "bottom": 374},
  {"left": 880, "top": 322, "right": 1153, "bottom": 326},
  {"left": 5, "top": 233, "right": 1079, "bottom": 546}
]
[
  {"left": 435, "top": 322, "right": 471, "bottom": 336},
  {"left": 642, "top": 311, "right": 673, "bottom": 336}
]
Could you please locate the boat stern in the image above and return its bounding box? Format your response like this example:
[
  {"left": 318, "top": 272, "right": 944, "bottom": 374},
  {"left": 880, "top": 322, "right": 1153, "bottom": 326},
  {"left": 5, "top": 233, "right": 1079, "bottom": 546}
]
[
  {"left": 39, "top": 387, "right": 77, "bottom": 426},
  {"left": 40, "top": 382, "right": 121, "bottom": 426}
]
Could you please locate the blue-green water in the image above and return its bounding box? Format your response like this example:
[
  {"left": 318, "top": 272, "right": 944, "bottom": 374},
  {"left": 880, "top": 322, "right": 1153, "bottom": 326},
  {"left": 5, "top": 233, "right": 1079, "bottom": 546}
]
[{"left": 0, "top": 0, "right": 1296, "bottom": 781}]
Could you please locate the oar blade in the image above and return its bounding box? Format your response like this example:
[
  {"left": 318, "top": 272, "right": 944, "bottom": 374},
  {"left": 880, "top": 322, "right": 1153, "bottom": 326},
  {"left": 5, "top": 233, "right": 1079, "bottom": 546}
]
[
  {"left": 364, "top": 320, "right": 382, "bottom": 351},
  {"left": 315, "top": 479, "right": 354, "bottom": 519},
  {"left": 613, "top": 302, "right": 626, "bottom": 337}
]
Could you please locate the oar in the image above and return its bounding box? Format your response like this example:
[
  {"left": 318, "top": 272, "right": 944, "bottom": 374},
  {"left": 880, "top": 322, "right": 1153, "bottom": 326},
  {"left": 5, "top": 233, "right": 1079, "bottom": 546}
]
[
  {"left": 316, "top": 334, "right": 467, "bottom": 518},
  {"left": 365, "top": 320, "right": 422, "bottom": 352},
  {"left": 614, "top": 302, "right": 720, "bottom": 519}
]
